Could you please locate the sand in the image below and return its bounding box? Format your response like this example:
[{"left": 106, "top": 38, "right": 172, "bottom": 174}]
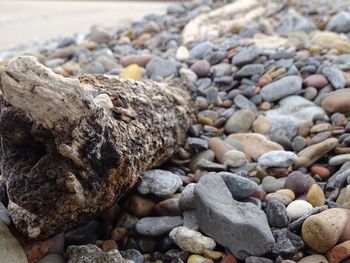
[{"left": 0, "top": 1, "right": 172, "bottom": 49}]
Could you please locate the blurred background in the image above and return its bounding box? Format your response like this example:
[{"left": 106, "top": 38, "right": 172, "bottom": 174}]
[{"left": 0, "top": 0, "right": 174, "bottom": 49}]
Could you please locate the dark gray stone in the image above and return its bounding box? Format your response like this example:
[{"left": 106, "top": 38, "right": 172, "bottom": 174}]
[
  {"left": 232, "top": 46, "right": 261, "bottom": 67},
  {"left": 187, "top": 137, "right": 209, "bottom": 151},
  {"left": 121, "top": 249, "right": 144, "bottom": 263},
  {"left": 234, "top": 94, "right": 257, "bottom": 112},
  {"left": 219, "top": 172, "right": 258, "bottom": 200},
  {"left": 270, "top": 228, "right": 304, "bottom": 257},
  {"left": 194, "top": 173, "right": 274, "bottom": 259},
  {"left": 260, "top": 76, "right": 302, "bottom": 102},
  {"left": 265, "top": 200, "right": 289, "bottom": 228},
  {"left": 322, "top": 67, "right": 345, "bottom": 89}
]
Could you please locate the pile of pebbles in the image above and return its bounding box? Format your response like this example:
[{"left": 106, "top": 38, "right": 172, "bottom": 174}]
[{"left": 2, "top": 0, "right": 350, "bottom": 262}]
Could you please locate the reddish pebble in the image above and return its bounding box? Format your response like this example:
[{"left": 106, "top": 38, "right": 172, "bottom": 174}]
[
  {"left": 221, "top": 255, "right": 237, "bottom": 263},
  {"left": 266, "top": 167, "right": 289, "bottom": 178},
  {"left": 190, "top": 60, "right": 211, "bottom": 77},
  {"left": 327, "top": 240, "right": 350, "bottom": 263},
  {"left": 251, "top": 189, "right": 267, "bottom": 201},
  {"left": 101, "top": 240, "right": 118, "bottom": 252},
  {"left": 310, "top": 166, "right": 330, "bottom": 180},
  {"left": 304, "top": 74, "right": 328, "bottom": 89},
  {"left": 258, "top": 74, "right": 272, "bottom": 87},
  {"left": 24, "top": 240, "right": 54, "bottom": 263}
]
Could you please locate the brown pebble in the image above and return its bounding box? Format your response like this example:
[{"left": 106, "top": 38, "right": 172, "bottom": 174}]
[
  {"left": 266, "top": 167, "right": 289, "bottom": 178},
  {"left": 101, "top": 240, "right": 118, "bottom": 252},
  {"left": 310, "top": 166, "right": 330, "bottom": 180},
  {"left": 123, "top": 195, "right": 156, "bottom": 217},
  {"left": 202, "top": 249, "right": 223, "bottom": 260},
  {"left": 111, "top": 227, "right": 128, "bottom": 241},
  {"left": 220, "top": 255, "right": 237, "bottom": 263}
]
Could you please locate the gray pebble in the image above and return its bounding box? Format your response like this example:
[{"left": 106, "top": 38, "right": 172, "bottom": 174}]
[{"left": 136, "top": 216, "right": 183, "bottom": 236}]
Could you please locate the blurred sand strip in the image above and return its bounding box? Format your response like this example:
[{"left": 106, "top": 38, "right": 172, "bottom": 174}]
[{"left": 0, "top": 1, "right": 172, "bottom": 49}]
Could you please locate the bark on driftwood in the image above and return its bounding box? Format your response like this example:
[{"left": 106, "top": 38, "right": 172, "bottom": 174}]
[{"left": 0, "top": 56, "right": 196, "bottom": 240}]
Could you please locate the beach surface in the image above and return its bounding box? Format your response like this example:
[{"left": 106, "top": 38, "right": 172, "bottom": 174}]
[{"left": 0, "top": 0, "right": 171, "bottom": 49}]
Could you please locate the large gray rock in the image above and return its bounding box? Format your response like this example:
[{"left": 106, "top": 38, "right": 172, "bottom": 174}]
[
  {"left": 265, "top": 96, "right": 325, "bottom": 139},
  {"left": 260, "top": 76, "right": 302, "bottom": 102},
  {"left": 194, "top": 173, "right": 275, "bottom": 259},
  {"left": 219, "top": 172, "right": 258, "bottom": 200},
  {"left": 325, "top": 11, "right": 350, "bottom": 33},
  {"left": 135, "top": 216, "right": 183, "bottom": 236}
]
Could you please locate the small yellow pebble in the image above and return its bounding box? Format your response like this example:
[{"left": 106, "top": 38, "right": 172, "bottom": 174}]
[
  {"left": 198, "top": 116, "right": 213, "bottom": 126},
  {"left": 276, "top": 189, "right": 295, "bottom": 200},
  {"left": 188, "top": 255, "right": 212, "bottom": 263},
  {"left": 307, "top": 184, "right": 325, "bottom": 207},
  {"left": 202, "top": 249, "right": 223, "bottom": 260},
  {"left": 120, "top": 64, "right": 142, "bottom": 80}
]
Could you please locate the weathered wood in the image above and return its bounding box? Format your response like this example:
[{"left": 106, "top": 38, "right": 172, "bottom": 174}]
[{"left": 0, "top": 56, "right": 196, "bottom": 240}]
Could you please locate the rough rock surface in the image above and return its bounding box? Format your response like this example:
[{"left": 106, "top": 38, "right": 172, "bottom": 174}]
[{"left": 0, "top": 56, "right": 196, "bottom": 239}]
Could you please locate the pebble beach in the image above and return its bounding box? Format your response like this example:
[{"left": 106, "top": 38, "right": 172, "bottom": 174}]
[{"left": 2, "top": 0, "right": 350, "bottom": 262}]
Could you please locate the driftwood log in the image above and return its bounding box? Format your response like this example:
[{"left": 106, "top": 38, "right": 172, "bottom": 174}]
[{"left": 0, "top": 56, "right": 196, "bottom": 240}]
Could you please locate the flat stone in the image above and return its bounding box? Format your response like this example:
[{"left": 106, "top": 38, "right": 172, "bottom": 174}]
[
  {"left": 169, "top": 226, "right": 216, "bottom": 254},
  {"left": 245, "top": 256, "right": 273, "bottom": 263},
  {"left": 258, "top": 151, "right": 297, "bottom": 168},
  {"left": 219, "top": 172, "right": 258, "bottom": 200},
  {"left": 322, "top": 67, "right": 346, "bottom": 89},
  {"left": 302, "top": 208, "right": 347, "bottom": 253},
  {"left": 232, "top": 45, "right": 261, "bottom": 67},
  {"left": 66, "top": 244, "right": 130, "bottom": 263},
  {"left": 260, "top": 76, "right": 302, "bottom": 102},
  {"left": 188, "top": 254, "right": 214, "bottom": 263},
  {"left": 265, "top": 96, "right": 325, "bottom": 140},
  {"left": 325, "top": 11, "right": 350, "bottom": 33},
  {"left": 304, "top": 74, "right": 328, "bottom": 89},
  {"left": 228, "top": 133, "right": 284, "bottom": 160},
  {"left": 329, "top": 153, "right": 350, "bottom": 166},
  {"left": 138, "top": 169, "right": 182, "bottom": 197},
  {"left": 294, "top": 138, "right": 338, "bottom": 167},
  {"left": 0, "top": 221, "right": 27, "bottom": 263},
  {"left": 286, "top": 200, "right": 313, "bottom": 221},
  {"left": 236, "top": 64, "right": 264, "bottom": 77},
  {"left": 265, "top": 200, "right": 290, "bottom": 228},
  {"left": 136, "top": 216, "right": 183, "bottom": 236},
  {"left": 120, "top": 54, "right": 157, "bottom": 67},
  {"left": 195, "top": 173, "right": 274, "bottom": 259},
  {"left": 190, "top": 150, "right": 215, "bottom": 171},
  {"left": 224, "top": 109, "right": 255, "bottom": 134}
]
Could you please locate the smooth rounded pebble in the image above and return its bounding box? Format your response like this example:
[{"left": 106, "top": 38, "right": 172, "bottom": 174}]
[
  {"left": 286, "top": 200, "right": 313, "bottom": 221},
  {"left": 258, "top": 151, "right": 297, "bottom": 168}
]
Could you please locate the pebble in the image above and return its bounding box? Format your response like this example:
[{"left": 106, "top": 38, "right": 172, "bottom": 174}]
[
  {"left": 325, "top": 11, "right": 350, "bottom": 33},
  {"left": 329, "top": 153, "right": 350, "bottom": 166},
  {"left": 195, "top": 173, "right": 274, "bottom": 259},
  {"left": 302, "top": 208, "right": 347, "bottom": 253},
  {"left": 265, "top": 200, "right": 290, "bottom": 228},
  {"left": 123, "top": 195, "right": 155, "bottom": 217},
  {"left": 191, "top": 60, "right": 211, "bottom": 77},
  {"left": 224, "top": 109, "right": 255, "bottom": 134},
  {"left": 37, "top": 254, "right": 66, "bottom": 263},
  {"left": 258, "top": 151, "right": 297, "bottom": 168},
  {"left": 270, "top": 228, "right": 304, "bottom": 257},
  {"left": 234, "top": 94, "right": 257, "bottom": 112},
  {"left": 284, "top": 171, "right": 315, "bottom": 196},
  {"left": 326, "top": 240, "right": 350, "bottom": 263},
  {"left": 232, "top": 45, "right": 261, "bottom": 67},
  {"left": 146, "top": 58, "right": 180, "bottom": 79},
  {"left": 322, "top": 67, "right": 346, "bottom": 90},
  {"left": 306, "top": 184, "right": 325, "bottom": 207},
  {"left": 245, "top": 256, "right": 273, "bottom": 263},
  {"left": 294, "top": 138, "right": 338, "bottom": 167},
  {"left": 176, "top": 46, "right": 190, "bottom": 61},
  {"left": 322, "top": 90, "right": 350, "bottom": 113},
  {"left": 304, "top": 74, "right": 328, "bottom": 89},
  {"left": 190, "top": 42, "right": 214, "bottom": 59},
  {"left": 265, "top": 193, "right": 293, "bottom": 206},
  {"left": 120, "top": 64, "right": 142, "bottom": 80},
  {"left": 222, "top": 150, "right": 247, "bottom": 167},
  {"left": 202, "top": 249, "right": 223, "bottom": 260},
  {"left": 252, "top": 115, "right": 270, "bottom": 135},
  {"left": 286, "top": 200, "right": 313, "bottom": 221},
  {"left": 120, "top": 54, "right": 157, "bottom": 67},
  {"left": 236, "top": 64, "right": 264, "bottom": 77},
  {"left": 190, "top": 150, "right": 215, "bottom": 171},
  {"left": 169, "top": 226, "right": 216, "bottom": 254},
  {"left": 276, "top": 189, "right": 295, "bottom": 200},
  {"left": 187, "top": 254, "right": 214, "bottom": 263},
  {"left": 138, "top": 169, "right": 182, "bottom": 197},
  {"left": 298, "top": 255, "right": 329, "bottom": 263},
  {"left": 87, "top": 30, "right": 112, "bottom": 44},
  {"left": 155, "top": 198, "right": 182, "bottom": 216},
  {"left": 179, "top": 183, "right": 196, "bottom": 210},
  {"left": 228, "top": 133, "right": 284, "bottom": 160},
  {"left": 219, "top": 172, "right": 258, "bottom": 200},
  {"left": 262, "top": 176, "right": 286, "bottom": 193},
  {"left": 310, "top": 166, "right": 330, "bottom": 180},
  {"left": 260, "top": 76, "right": 302, "bottom": 102},
  {"left": 136, "top": 216, "right": 183, "bottom": 236},
  {"left": 120, "top": 249, "right": 144, "bottom": 263}
]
